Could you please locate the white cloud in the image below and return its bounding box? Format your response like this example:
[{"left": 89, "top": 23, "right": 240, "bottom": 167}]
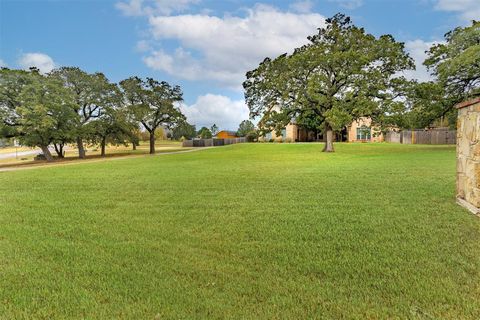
[
  {"left": 403, "top": 39, "right": 443, "bottom": 82},
  {"left": 18, "top": 53, "right": 56, "bottom": 74},
  {"left": 290, "top": 1, "right": 314, "bottom": 13},
  {"left": 328, "top": 0, "right": 363, "bottom": 9},
  {"left": 144, "top": 4, "right": 325, "bottom": 88},
  {"left": 116, "top": 0, "right": 199, "bottom": 16},
  {"left": 135, "top": 39, "right": 152, "bottom": 52},
  {"left": 0, "top": 59, "right": 6, "bottom": 68},
  {"left": 180, "top": 94, "right": 249, "bottom": 130},
  {"left": 434, "top": 0, "right": 480, "bottom": 22}
]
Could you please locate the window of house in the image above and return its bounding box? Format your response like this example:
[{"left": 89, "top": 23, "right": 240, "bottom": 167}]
[
  {"left": 356, "top": 126, "right": 371, "bottom": 140},
  {"left": 281, "top": 129, "right": 286, "bottom": 141},
  {"left": 266, "top": 132, "right": 272, "bottom": 140}
]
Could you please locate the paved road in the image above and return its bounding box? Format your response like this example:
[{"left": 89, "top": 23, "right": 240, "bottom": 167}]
[
  {"left": 0, "top": 147, "right": 212, "bottom": 172},
  {"left": 0, "top": 149, "right": 41, "bottom": 160}
]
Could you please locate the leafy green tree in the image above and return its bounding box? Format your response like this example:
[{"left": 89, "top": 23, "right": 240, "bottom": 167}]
[
  {"left": 210, "top": 124, "right": 219, "bottom": 136},
  {"left": 172, "top": 121, "right": 196, "bottom": 140},
  {"left": 197, "top": 127, "right": 212, "bottom": 139},
  {"left": 417, "top": 21, "right": 480, "bottom": 124},
  {"left": 0, "top": 68, "right": 36, "bottom": 139},
  {"left": 120, "top": 77, "right": 185, "bottom": 154},
  {"left": 425, "top": 20, "right": 479, "bottom": 99},
  {"left": 90, "top": 103, "right": 137, "bottom": 157},
  {"left": 16, "top": 72, "right": 77, "bottom": 161},
  {"left": 236, "top": 120, "right": 256, "bottom": 138},
  {"left": 243, "top": 14, "right": 414, "bottom": 152},
  {"left": 50, "top": 67, "right": 118, "bottom": 159}
]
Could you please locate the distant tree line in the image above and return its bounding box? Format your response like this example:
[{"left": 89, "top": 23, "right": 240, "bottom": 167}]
[{"left": 0, "top": 67, "right": 190, "bottom": 161}]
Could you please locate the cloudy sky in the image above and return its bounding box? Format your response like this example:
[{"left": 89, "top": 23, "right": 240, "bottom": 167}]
[{"left": 0, "top": 0, "right": 477, "bottom": 130}]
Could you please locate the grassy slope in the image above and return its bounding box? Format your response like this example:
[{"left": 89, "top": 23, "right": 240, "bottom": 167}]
[{"left": 0, "top": 143, "right": 479, "bottom": 319}]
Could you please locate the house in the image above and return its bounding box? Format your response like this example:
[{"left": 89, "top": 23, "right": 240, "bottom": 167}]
[
  {"left": 216, "top": 130, "right": 238, "bottom": 139},
  {"left": 259, "top": 117, "right": 383, "bottom": 143}
]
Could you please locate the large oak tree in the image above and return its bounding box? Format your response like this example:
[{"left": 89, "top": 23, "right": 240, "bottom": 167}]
[
  {"left": 50, "top": 67, "right": 118, "bottom": 159},
  {"left": 243, "top": 14, "right": 414, "bottom": 152},
  {"left": 0, "top": 69, "right": 77, "bottom": 161},
  {"left": 120, "top": 77, "right": 185, "bottom": 154}
]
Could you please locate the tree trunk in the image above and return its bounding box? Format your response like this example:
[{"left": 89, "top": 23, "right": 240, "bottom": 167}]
[
  {"left": 132, "top": 142, "right": 137, "bottom": 151},
  {"left": 40, "top": 145, "right": 54, "bottom": 162},
  {"left": 77, "top": 137, "right": 86, "bottom": 159},
  {"left": 322, "top": 125, "right": 335, "bottom": 153},
  {"left": 149, "top": 132, "right": 155, "bottom": 154},
  {"left": 54, "top": 143, "right": 64, "bottom": 158},
  {"left": 101, "top": 136, "right": 106, "bottom": 157}
]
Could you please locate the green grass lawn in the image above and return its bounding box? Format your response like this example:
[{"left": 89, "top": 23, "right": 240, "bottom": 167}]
[{"left": 1, "top": 143, "right": 479, "bottom": 319}]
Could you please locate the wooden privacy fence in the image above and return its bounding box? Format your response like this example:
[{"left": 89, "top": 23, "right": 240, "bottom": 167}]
[
  {"left": 182, "top": 137, "right": 246, "bottom": 147},
  {"left": 385, "top": 129, "right": 456, "bottom": 145}
]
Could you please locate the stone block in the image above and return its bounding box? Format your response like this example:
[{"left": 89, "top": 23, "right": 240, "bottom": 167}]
[
  {"left": 457, "top": 174, "right": 466, "bottom": 199},
  {"left": 465, "top": 114, "right": 477, "bottom": 141}
]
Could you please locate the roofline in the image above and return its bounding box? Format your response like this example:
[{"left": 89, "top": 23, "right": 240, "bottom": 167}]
[{"left": 455, "top": 97, "right": 480, "bottom": 109}]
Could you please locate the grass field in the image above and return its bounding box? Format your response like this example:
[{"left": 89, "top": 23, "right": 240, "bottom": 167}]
[{"left": 1, "top": 143, "right": 479, "bottom": 319}]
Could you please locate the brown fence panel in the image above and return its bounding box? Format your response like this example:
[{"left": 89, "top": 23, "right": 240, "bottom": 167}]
[
  {"left": 447, "top": 130, "right": 456, "bottom": 144},
  {"left": 385, "top": 131, "right": 402, "bottom": 143},
  {"left": 204, "top": 139, "right": 213, "bottom": 147},
  {"left": 213, "top": 139, "right": 224, "bottom": 146},
  {"left": 414, "top": 130, "right": 431, "bottom": 144},
  {"left": 387, "top": 129, "right": 456, "bottom": 145},
  {"left": 182, "top": 140, "right": 193, "bottom": 147},
  {"left": 402, "top": 131, "right": 412, "bottom": 144},
  {"left": 184, "top": 138, "right": 247, "bottom": 147}
]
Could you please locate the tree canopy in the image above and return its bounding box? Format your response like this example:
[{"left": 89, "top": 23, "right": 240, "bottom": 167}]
[
  {"left": 197, "top": 127, "right": 212, "bottom": 139},
  {"left": 172, "top": 121, "right": 196, "bottom": 140}
]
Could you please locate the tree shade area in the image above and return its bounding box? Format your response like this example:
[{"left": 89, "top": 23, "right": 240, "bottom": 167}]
[{"left": 0, "top": 144, "right": 479, "bottom": 318}]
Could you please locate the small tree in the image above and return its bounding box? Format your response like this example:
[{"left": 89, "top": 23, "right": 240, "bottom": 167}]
[
  {"left": 91, "top": 104, "right": 136, "bottom": 157},
  {"left": 236, "top": 120, "right": 256, "bottom": 137},
  {"left": 172, "top": 121, "right": 196, "bottom": 140},
  {"left": 197, "top": 127, "right": 212, "bottom": 139},
  {"left": 154, "top": 127, "right": 166, "bottom": 140},
  {"left": 120, "top": 77, "right": 185, "bottom": 154},
  {"left": 210, "top": 124, "right": 219, "bottom": 136}
]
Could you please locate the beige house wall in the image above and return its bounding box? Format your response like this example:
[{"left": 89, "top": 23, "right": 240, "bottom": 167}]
[
  {"left": 456, "top": 98, "right": 480, "bottom": 215},
  {"left": 347, "top": 118, "right": 384, "bottom": 142},
  {"left": 259, "top": 117, "right": 383, "bottom": 142}
]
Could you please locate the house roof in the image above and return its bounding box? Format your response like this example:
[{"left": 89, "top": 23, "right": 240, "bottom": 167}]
[
  {"left": 455, "top": 97, "right": 480, "bottom": 109},
  {"left": 218, "top": 130, "right": 238, "bottom": 136}
]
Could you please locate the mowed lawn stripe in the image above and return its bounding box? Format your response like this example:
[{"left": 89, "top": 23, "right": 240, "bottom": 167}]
[{"left": 0, "top": 143, "right": 479, "bottom": 319}]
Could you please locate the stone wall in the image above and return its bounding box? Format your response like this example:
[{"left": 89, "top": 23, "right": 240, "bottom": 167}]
[{"left": 456, "top": 97, "right": 480, "bottom": 215}]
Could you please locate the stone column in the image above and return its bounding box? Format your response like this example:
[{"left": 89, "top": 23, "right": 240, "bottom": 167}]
[{"left": 456, "top": 97, "right": 480, "bottom": 215}]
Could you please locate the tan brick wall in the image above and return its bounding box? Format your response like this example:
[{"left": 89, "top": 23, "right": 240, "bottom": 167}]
[
  {"left": 348, "top": 117, "right": 384, "bottom": 142},
  {"left": 456, "top": 99, "right": 480, "bottom": 213}
]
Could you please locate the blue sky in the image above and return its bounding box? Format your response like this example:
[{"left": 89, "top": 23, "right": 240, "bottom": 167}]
[{"left": 0, "top": 0, "right": 477, "bottom": 130}]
